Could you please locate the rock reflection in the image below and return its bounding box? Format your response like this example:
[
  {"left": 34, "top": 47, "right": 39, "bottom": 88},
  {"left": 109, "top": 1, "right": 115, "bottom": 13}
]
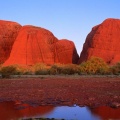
[
  {"left": 0, "top": 101, "right": 120, "bottom": 120},
  {"left": 0, "top": 101, "right": 54, "bottom": 120},
  {"left": 89, "top": 106, "right": 120, "bottom": 119}
]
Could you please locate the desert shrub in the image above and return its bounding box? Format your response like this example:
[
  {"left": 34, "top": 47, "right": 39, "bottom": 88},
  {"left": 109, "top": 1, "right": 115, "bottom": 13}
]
[
  {"left": 0, "top": 65, "right": 17, "bottom": 78},
  {"left": 49, "top": 64, "right": 63, "bottom": 75},
  {"left": 32, "top": 63, "right": 47, "bottom": 71},
  {"left": 49, "top": 64, "right": 79, "bottom": 75},
  {"left": 32, "top": 63, "right": 50, "bottom": 75},
  {"left": 35, "top": 69, "right": 49, "bottom": 75},
  {"left": 0, "top": 64, "right": 34, "bottom": 77},
  {"left": 109, "top": 62, "right": 120, "bottom": 75},
  {"left": 10, "top": 64, "right": 33, "bottom": 75},
  {"left": 79, "top": 57, "right": 109, "bottom": 74},
  {"left": 0, "top": 64, "right": 3, "bottom": 72},
  {"left": 60, "top": 64, "right": 79, "bottom": 75},
  {"left": 22, "top": 69, "right": 33, "bottom": 75}
]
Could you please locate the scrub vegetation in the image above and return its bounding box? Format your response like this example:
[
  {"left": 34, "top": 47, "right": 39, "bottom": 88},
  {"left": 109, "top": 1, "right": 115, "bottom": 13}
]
[{"left": 0, "top": 57, "right": 120, "bottom": 78}]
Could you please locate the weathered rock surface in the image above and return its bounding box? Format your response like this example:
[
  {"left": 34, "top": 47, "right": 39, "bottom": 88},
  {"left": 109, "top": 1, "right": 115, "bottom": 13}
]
[
  {"left": 0, "top": 20, "right": 21, "bottom": 63},
  {"left": 4, "top": 25, "right": 58, "bottom": 66},
  {"left": 55, "top": 39, "right": 79, "bottom": 64},
  {"left": 79, "top": 18, "right": 120, "bottom": 64},
  {"left": 4, "top": 25, "right": 79, "bottom": 66}
]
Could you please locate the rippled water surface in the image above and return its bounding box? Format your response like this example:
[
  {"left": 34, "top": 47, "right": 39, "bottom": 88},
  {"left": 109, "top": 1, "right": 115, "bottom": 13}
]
[{"left": 0, "top": 101, "right": 120, "bottom": 120}]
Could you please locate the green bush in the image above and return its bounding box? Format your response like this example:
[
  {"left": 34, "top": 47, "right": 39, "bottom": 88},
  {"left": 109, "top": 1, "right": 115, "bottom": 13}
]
[
  {"left": 9, "top": 64, "right": 33, "bottom": 75},
  {"left": 0, "top": 65, "right": 17, "bottom": 78},
  {"left": 49, "top": 64, "right": 79, "bottom": 75},
  {"left": 60, "top": 64, "right": 79, "bottom": 75},
  {"left": 0, "top": 64, "right": 34, "bottom": 77},
  {"left": 35, "top": 69, "right": 49, "bottom": 75},
  {"left": 109, "top": 62, "right": 120, "bottom": 75},
  {"left": 49, "top": 64, "right": 63, "bottom": 75},
  {"left": 79, "top": 57, "right": 109, "bottom": 74},
  {"left": 32, "top": 63, "right": 49, "bottom": 75}
]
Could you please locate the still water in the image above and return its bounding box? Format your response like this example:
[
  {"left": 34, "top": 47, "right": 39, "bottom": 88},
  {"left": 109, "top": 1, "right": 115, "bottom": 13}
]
[{"left": 0, "top": 101, "right": 120, "bottom": 120}]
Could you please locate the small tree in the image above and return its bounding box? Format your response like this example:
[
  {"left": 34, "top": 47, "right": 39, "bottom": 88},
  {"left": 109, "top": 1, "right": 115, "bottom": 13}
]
[{"left": 79, "top": 57, "right": 109, "bottom": 74}]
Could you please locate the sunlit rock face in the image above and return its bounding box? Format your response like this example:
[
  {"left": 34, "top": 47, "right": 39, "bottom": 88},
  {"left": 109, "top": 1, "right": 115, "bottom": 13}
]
[
  {"left": 0, "top": 20, "right": 21, "bottom": 63},
  {"left": 54, "top": 39, "right": 79, "bottom": 64},
  {"left": 78, "top": 18, "right": 120, "bottom": 64},
  {"left": 4, "top": 25, "right": 79, "bottom": 66},
  {"left": 4, "top": 25, "right": 58, "bottom": 66}
]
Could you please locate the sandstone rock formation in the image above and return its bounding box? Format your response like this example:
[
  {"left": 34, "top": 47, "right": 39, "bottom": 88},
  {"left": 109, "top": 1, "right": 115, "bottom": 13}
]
[
  {"left": 55, "top": 39, "right": 79, "bottom": 64},
  {"left": 4, "top": 25, "right": 58, "bottom": 66},
  {"left": 4, "top": 25, "right": 79, "bottom": 66},
  {"left": 0, "top": 20, "right": 21, "bottom": 63},
  {"left": 78, "top": 18, "right": 120, "bottom": 64}
]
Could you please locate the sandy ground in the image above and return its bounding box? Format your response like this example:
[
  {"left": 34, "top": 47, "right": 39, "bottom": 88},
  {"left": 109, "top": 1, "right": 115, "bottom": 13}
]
[{"left": 0, "top": 75, "right": 120, "bottom": 108}]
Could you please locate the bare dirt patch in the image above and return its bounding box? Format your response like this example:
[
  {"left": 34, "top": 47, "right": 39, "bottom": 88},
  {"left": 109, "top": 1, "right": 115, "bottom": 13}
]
[{"left": 0, "top": 75, "right": 120, "bottom": 108}]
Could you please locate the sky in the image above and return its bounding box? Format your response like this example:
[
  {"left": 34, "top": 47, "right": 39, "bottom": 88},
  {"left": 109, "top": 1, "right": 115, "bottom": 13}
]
[{"left": 0, "top": 0, "right": 120, "bottom": 55}]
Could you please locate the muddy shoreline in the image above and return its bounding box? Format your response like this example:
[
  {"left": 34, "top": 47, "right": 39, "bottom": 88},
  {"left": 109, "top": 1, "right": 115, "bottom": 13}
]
[{"left": 0, "top": 76, "right": 120, "bottom": 108}]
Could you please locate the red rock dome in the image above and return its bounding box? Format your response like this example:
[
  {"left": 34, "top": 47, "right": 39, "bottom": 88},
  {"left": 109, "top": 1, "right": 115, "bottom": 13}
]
[
  {"left": 4, "top": 25, "right": 79, "bottom": 66},
  {"left": 4, "top": 25, "right": 58, "bottom": 66},
  {"left": 0, "top": 20, "right": 21, "bottom": 63},
  {"left": 55, "top": 39, "right": 79, "bottom": 64},
  {"left": 78, "top": 18, "right": 120, "bottom": 64}
]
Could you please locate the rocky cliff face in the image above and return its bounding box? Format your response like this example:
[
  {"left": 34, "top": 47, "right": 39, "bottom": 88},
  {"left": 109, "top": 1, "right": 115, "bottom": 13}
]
[
  {"left": 4, "top": 25, "right": 58, "bottom": 66},
  {"left": 79, "top": 18, "right": 120, "bottom": 64},
  {"left": 4, "top": 25, "right": 79, "bottom": 66},
  {"left": 54, "top": 39, "right": 79, "bottom": 64},
  {"left": 0, "top": 20, "right": 21, "bottom": 63}
]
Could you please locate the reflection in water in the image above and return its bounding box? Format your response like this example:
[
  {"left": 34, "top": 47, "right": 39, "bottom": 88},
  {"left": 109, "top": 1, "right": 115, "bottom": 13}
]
[
  {"left": 89, "top": 106, "right": 120, "bottom": 120},
  {"left": 0, "top": 101, "right": 120, "bottom": 120},
  {"left": 0, "top": 101, "right": 54, "bottom": 120}
]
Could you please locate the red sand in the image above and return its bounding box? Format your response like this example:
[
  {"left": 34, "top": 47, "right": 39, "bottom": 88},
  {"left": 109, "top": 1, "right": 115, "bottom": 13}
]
[{"left": 0, "top": 76, "right": 120, "bottom": 108}]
